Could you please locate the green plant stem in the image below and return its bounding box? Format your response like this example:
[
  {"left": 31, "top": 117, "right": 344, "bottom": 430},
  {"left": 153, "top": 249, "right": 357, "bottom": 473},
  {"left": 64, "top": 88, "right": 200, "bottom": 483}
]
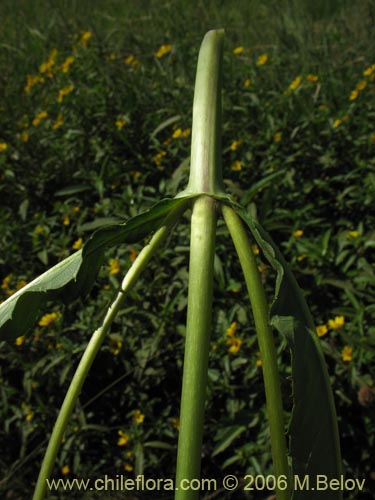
[
  {"left": 178, "top": 29, "right": 225, "bottom": 198},
  {"left": 222, "top": 204, "right": 291, "bottom": 500},
  {"left": 32, "top": 201, "right": 189, "bottom": 500},
  {"left": 175, "top": 195, "right": 217, "bottom": 500}
]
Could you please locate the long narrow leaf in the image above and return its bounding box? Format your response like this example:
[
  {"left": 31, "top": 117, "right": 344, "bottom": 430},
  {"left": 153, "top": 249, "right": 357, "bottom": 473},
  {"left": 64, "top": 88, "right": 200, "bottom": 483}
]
[
  {"left": 231, "top": 202, "right": 342, "bottom": 500},
  {"left": 0, "top": 197, "right": 192, "bottom": 341}
]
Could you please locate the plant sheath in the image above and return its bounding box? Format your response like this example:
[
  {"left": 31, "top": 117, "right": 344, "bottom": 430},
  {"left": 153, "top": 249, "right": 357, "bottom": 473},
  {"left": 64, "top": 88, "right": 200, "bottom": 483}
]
[{"left": 222, "top": 204, "right": 291, "bottom": 500}]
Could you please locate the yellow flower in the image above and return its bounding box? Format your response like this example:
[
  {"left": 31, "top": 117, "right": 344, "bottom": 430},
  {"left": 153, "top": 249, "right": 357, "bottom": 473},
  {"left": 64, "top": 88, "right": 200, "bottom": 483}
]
[
  {"left": 0, "top": 142, "right": 8, "bottom": 152},
  {"left": 32, "top": 111, "right": 48, "bottom": 127},
  {"left": 172, "top": 128, "right": 182, "bottom": 139},
  {"left": 110, "top": 338, "right": 122, "bottom": 356},
  {"left": 347, "top": 230, "right": 359, "bottom": 239},
  {"left": 38, "top": 312, "right": 59, "bottom": 327},
  {"left": 1, "top": 274, "right": 12, "bottom": 289},
  {"left": 349, "top": 89, "right": 359, "bottom": 101},
  {"left": 39, "top": 49, "right": 58, "bottom": 76},
  {"left": 152, "top": 150, "right": 166, "bottom": 167},
  {"left": 356, "top": 80, "right": 367, "bottom": 91},
  {"left": 171, "top": 417, "right": 180, "bottom": 430},
  {"left": 63, "top": 214, "right": 70, "bottom": 226},
  {"left": 230, "top": 139, "right": 243, "bottom": 151},
  {"left": 328, "top": 316, "right": 345, "bottom": 330},
  {"left": 57, "top": 84, "right": 74, "bottom": 104},
  {"left": 16, "top": 280, "right": 27, "bottom": 290},
  {"left": 227, "top": 337, "right": 242, "bottom": 354},
  {"left": 256, "top": 359, "right": 263, "bottom": 367},
  {"left": 244, "top": 79, "right": 251, "bottom": 87},
  {"left": 129, "top": 249, "right": 138, "bottom": 262},
  {"left": 109, "top": 258, "right": 120, "bottom": 275},
  {"left": 106, "top": 53, "right": 116, "bottom": 61},
  {"left": 252, "top": 244, "right": 260, "bottom": 255},
  {"left": 293, "top": 229, "right": 304, "bottom": 237},
  {"left": 289, "top": 76, "right": 302, "bottom": 91},
  {"left": 72, "top": 238, "right": 83, "bottom": 250},
  {"left": 230, "top": 160, "right": 242, "bottom": 171},
  {"left": 258, "top": 263, "right": 269, "bottom": 274},
  {"left": 341, "top": 346, "right": 352, "bottom": 362},
  {"left": 116, "top": 118, "right": 127, "bottom": 129},
  {"left": 181, "top": 128, "right": 191, "bottom": 138},
  {"left": 25, "top": 407, "right": 34, "bottom": 422},
  {"left": 133, "top": 410, "right": 145, "bottom": 424},
  {"left": 307, "top": 74, "right": 319, "bottom": 82},
  {"left": 274, "top": 132, "right": 282, "bottom": 143},
  {"left": 117, "top": 430, "right": 129, "bottom": 446},
  {"left": 52, "top": 114, "right": 64, "bottom": 130},
  {"left": 20, "top": 131, "right": 29, "bottom": 142},
  {"left": 61, "top": 465, "right": 70, "bottom": 476},
  {"left": 155, "top": 44, "right": 172, "bottom": 58},
  {"left": 124, "top": 463, "right": 133, "bottom": 472},
  {"left": 80, "top": 31, "right": 92, "bottom": 48},
  {"left": 24, "top": 74, "right": 44, "bottom": 93},
  {"left": 333, "top": 119, "right": 342, "bottom": 129},
  {"left": 257, "top": 53, "right": 268, "bottom": 66},
  {"left": 61, "top": 56, "right": 75, "bottom": 73},
  {"left": 15, "top": 336, "right": 26, "bottom": 346},
  {"left": 131, "top": 171, "right": 141, "bottom": 180},
  {"left": 226, "top": 322, "right": 238, "bottom": 337},
  {"left": 124, "top": 54, "right": 134, "bottom": 65},
  {"left": 363, "top": 64, "right": 375, "bottom": 76},
  {"left": 316, "top": 325, "right": 328, "bottom": 337},
  {"left": 233, "top": 46, "right": 244, "bottom": 55}
]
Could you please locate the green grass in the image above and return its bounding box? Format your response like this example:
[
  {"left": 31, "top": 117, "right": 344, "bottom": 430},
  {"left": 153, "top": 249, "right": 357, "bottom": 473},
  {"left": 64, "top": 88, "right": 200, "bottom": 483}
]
[{"left": 0, "top": 1, "right": 374, "bottom": 499}]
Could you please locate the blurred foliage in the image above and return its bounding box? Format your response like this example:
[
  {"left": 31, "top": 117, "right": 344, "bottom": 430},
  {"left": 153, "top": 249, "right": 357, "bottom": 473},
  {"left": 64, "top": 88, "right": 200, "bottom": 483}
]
[{"left": 0, "top": 1, "right": 374, "bottom": 499}]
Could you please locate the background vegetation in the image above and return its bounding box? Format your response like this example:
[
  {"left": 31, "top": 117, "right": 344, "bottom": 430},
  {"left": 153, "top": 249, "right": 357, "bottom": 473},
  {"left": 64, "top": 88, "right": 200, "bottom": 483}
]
[{"left": 0, "top": 0, "right": 374, "bottom": 498}]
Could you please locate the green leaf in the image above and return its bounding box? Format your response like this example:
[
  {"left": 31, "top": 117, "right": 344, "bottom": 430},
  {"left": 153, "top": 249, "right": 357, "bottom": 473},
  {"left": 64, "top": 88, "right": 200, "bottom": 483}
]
[
  {"left": 241, "top": 169, "right": 286, "bottom": 205},
  {"left": 54, "top": 184, "right": 92, "bottom": 197},
  {"left": 232, "top": 203, "right": 342, "bottom": 500},
  {"left": 144, "top": 441, "right": 175, "bottom": 450},
  {"left": 212, "top": 425, "right": 247, "bottom": 457},
  {"left": 150, "top": 114, "right": 181, "bottom": 140},
  {"left": 0, "top": 197, "right": 192, "bottom": 341}
]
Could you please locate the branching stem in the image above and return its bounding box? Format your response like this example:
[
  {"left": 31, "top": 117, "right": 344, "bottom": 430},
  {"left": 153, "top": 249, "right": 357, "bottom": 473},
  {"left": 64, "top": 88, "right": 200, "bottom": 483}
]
[
  {"left": 222, "top": 204, "right": 291, "bottom": 500},
  {"left": 32, "top": 200, "right": 189, "bottom": 500}
]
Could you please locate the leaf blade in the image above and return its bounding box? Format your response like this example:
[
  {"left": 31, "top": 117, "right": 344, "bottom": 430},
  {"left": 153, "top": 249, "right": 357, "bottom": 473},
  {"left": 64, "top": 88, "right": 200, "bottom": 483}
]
[
  {"left": 231, "top": 202, "right": 342, "bottom": 500},
  {"left": 0, "top": 196, "right": 192, "bottom": 340}
]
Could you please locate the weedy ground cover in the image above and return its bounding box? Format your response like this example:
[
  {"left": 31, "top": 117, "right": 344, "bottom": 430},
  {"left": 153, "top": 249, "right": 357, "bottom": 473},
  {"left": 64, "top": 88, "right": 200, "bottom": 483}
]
[{"left": 0, "top": 1, "right": 374, "bottom": 499}]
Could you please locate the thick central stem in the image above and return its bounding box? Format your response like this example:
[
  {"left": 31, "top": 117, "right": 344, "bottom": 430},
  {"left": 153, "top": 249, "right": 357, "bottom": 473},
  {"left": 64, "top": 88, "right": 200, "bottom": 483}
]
[
  {"left": 174, "top": 30, "right": 224, "bottom": 500},
  {"left": 175, "top": 195, "right": 217, "bottom": 500}
]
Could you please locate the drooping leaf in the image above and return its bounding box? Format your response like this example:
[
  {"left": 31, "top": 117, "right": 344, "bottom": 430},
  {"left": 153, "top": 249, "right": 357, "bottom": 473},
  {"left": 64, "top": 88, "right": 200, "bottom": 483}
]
[
  {"left": 212, "top": 425, "right": 247, "bottom": 457},
  {"left": 241, "top": 169, "right": 286, "bottom": 205},
  {"left": 0, "top": 197, "right": 192, "bottom": 341},
  {"left": 54, "top": 184, "right": 92, "bottom": 197},
  {"left": 231, "top": 202, "right": 342, "bottom": 500}
]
